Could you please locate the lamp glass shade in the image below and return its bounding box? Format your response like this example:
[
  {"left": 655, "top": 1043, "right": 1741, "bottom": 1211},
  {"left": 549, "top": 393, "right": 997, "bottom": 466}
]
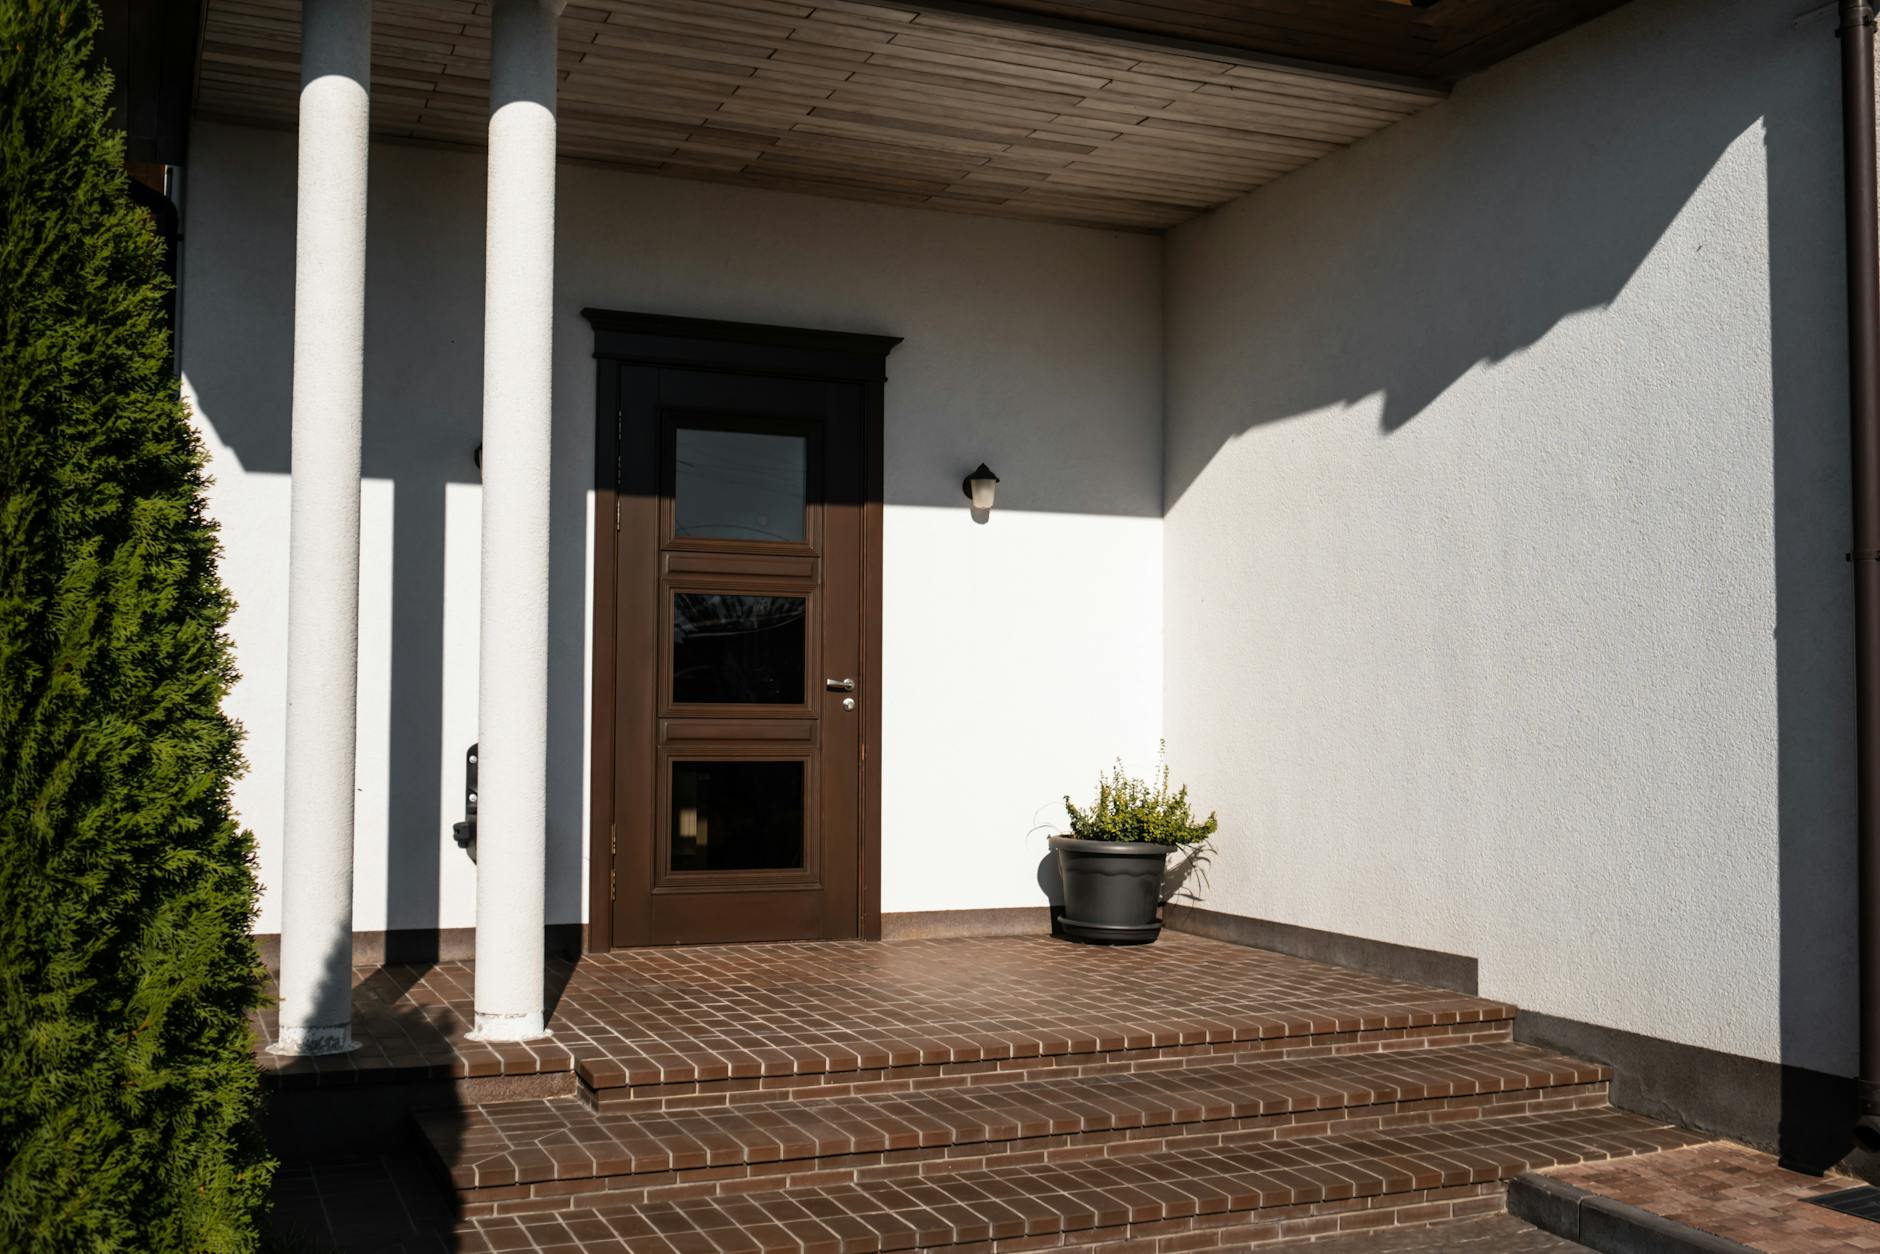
[{"left": 963, "top": 463, "right": 999, "bottom": 511}]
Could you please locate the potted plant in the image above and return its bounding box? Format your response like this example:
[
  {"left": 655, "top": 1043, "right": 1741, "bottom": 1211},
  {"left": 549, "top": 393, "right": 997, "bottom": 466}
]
[{"left": 1053, "top": 746, "right": 1217, "bottom": 944}]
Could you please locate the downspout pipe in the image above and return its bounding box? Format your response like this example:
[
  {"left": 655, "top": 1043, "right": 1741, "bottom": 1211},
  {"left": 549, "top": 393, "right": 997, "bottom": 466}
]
[{"left": 1842, "top": 0, "right": 1880, "bottom": 1154}]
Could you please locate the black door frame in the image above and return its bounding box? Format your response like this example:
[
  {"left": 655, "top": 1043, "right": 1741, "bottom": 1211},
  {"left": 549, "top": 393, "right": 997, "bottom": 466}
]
[{"left": 582, "top": 310, "right": 900, "bottom": 951}]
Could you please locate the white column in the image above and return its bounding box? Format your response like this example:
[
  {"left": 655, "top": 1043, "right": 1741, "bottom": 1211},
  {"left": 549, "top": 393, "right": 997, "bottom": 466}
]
[
  {"left": 472, "top": 0, "right": 563, "bottom": 1042},
  {"left": 274, "top": 0, "right": 370, "bottom": 1056}
]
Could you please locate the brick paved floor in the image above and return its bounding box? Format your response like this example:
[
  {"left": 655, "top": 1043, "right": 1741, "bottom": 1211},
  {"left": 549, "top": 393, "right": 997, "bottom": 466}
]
[
  {"left": 256, "top": 933, "right": 1514, "bottom": 1094},
  {"left": 261, "top": 934, "right": 1673, "bottom": 1253},
  {"left": 271, "top": 1153, "right": 453, "bottom": 1254},
  {"left": 1546, "top": 1141, "right": 1880, "bottom": 1252},
  {"left": 1270, "top": 1213, "right": 1581, "bottom": 1251}
]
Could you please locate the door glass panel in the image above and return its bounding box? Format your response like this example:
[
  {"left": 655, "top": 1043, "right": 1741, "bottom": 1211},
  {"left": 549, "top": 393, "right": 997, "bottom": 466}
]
[
  {"left": 674, "top": 427, "right": 808, "bottom": 543},
  {"left": 671, "top": 760, "right": 805, "bottom": 871},
  {"left": 672, "top": 593, "right": 806, "bottom": 704}
]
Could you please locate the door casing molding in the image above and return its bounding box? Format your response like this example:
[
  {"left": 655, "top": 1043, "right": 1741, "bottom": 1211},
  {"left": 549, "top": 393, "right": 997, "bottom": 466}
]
[{"left": 582, "top": 310, "right": 899, "bottom": 952}]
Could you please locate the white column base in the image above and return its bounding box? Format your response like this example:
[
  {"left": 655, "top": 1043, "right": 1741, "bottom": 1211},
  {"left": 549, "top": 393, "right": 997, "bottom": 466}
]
[
  {"left": 267, "top": 1024, "right": 359, "bottom": 1056},
  {"left": 468, "top": 1010, "right": 550, "bottom": 1043}
]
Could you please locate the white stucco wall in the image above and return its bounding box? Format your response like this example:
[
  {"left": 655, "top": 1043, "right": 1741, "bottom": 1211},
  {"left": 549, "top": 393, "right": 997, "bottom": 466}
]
[
  {"left": 180, "top": 120, "right": 1164, "bottom": 937},
  {"left": 1163, "top": 0, "right": 1853, "bottom": 1074},
  {"left": 184, "top": 0, "right": 1857, "bottom": 1078}
]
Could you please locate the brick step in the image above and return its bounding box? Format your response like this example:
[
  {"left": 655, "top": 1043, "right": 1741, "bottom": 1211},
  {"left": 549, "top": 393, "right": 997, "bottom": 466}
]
[
  {"left": 421, "top": 1041, "right": 1611, "bottom": 1218},
  {"left": 257, "top": 936, "right": 1513, "bottom": 1112},
  {"left": 573, "top": 992, "right": 1515, "bottom": 1114},
  {"left": 448, "top": 1107, "right": 1705, "bottom": 1252}
]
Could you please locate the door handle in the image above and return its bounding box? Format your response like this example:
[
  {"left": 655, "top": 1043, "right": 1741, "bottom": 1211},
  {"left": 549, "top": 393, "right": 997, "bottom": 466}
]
[{"left": 825, "top": 678, "right": 856, "bottom": 692}]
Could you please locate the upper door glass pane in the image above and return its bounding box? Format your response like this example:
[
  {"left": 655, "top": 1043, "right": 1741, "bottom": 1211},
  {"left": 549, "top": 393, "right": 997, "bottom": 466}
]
[
  {"left": 672, "top": 593, "right": 806, "bottom": 704},
  {"left": 674, "top": 427, "right": 808, "bottom": 543}
]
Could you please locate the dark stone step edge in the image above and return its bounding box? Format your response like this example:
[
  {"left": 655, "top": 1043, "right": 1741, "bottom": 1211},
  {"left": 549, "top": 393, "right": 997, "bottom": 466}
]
[{"left": 1508, "top": 1171, "right": 1762, "bottom": 1254}]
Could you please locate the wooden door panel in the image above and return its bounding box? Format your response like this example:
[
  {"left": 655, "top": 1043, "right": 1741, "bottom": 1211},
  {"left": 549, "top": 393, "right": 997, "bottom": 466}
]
[
  {"left": 659, "top": 719, "right": 819, "bottom": 743},
  {"left": 610, "top": 364, "right": 863, "bottom": 946},
  {"left": 663, "top": 551, "right": 821, "bottom": 580},
  {"left": 586, "top": 311, "right": 896, "bottom": 952}
]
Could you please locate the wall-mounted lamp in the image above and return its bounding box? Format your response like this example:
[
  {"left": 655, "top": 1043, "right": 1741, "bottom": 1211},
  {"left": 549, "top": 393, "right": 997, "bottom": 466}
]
[{"left": 962, "top": 463, "right": 1000, "bottom": 512}]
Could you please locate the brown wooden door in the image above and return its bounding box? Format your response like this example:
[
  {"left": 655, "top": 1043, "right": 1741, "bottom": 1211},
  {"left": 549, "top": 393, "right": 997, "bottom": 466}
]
[{"left": 610, "top": 364, "right": 865, "bottom": 945}]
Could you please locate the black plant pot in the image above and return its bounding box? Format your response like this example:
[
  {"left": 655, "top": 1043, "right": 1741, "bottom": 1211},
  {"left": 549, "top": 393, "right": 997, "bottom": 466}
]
[{"left": 1049, "top": 835, "right": 1170, "bottom": 945}]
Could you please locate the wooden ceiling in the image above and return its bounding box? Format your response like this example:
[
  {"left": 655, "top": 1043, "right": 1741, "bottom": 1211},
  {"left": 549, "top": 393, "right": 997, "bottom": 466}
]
[
  {"left": 951, "top": 1, "right": 1638, "bottom": 83},
  {"left": 192, "top": 0, "right": 1614, "bottom": 232}
]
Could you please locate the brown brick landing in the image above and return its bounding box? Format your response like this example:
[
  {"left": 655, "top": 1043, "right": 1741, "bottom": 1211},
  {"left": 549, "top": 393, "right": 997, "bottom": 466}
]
[{"left": 256, "top": 933, "right": 1513, "bottom": 1099}]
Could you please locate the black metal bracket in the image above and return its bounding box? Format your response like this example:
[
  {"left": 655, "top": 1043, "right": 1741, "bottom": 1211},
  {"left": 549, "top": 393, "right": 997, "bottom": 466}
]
[{"left": 450, "top": 742, "right": 478, "bottom": 862}]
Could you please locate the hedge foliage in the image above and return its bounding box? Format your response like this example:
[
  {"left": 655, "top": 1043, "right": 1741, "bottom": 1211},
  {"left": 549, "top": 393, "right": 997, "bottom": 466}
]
[{"left": 0, "top": 2, "right": 272, "bottom": 1249}]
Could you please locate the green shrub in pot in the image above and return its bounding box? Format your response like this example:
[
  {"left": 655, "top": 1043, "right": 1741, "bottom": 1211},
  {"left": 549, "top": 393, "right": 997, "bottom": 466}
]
[{"left": 1052, "top": 746, "right": 1216, "bottom": 944}]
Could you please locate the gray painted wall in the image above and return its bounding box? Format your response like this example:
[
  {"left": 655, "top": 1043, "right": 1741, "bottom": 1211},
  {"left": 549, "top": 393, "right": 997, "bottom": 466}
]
[{"left": 1163, "top": 0, "right": 1854, "bottom": 1076}]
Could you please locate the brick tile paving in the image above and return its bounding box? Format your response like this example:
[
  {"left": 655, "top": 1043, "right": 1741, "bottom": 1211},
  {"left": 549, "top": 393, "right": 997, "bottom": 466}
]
[
  {"left": 256, "top": 934, "right": 1514, "bottom": 1095},
  {"left": 1547, "top": 1140, "right": 1880, "bottom": 1252},
  {"left": 425, "top": 1042, "right": 1607, "bottom": 1201},
  {"left": 271, "top": 1153, "right": 454, "bottom": 1254},
  {"left": 1268, "top": 1213, "right": 1581, "bottom": 1250},
  {"left": 268, "top": 1168, "right": 1570, "bottom": 1253},
  {"left": 260, "top": 936, "right": 1681, "bottom": 1253},
  {"left": 444, "top": 1108, "right": 1702, "bottom": 1252}
]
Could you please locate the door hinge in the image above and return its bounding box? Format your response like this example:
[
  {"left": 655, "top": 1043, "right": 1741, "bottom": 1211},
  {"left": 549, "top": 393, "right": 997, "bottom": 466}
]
[
  {"left": 610, "top": 822, "right": 617, "bottom": 856},
  {"left": 610, "top": 867, "right": 617, "bottom": 902},
  {"left": 614, "top": 497, "right": 621, "bottom": 532}
]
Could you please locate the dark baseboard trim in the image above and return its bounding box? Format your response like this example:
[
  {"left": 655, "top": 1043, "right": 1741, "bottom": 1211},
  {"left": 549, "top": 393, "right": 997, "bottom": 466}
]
[
  {"left": 253, "top": 924, "right": 585, "bottom": 971},
  {"left": 1509, "top": 1173, "right": 1759, "bottom": 1253},
  {"left": 880, "top": 907, "right": 1052, "bottom": 940},
  {"left": 1515, "top": 1009, "right": 1875, "bottom": 1179},
  {"left": 1157, "top": 905, "right": 1870, "bottom": 1178},
  {"left": 1161, "top": 903, "right": 1478, "bottom": 995}
]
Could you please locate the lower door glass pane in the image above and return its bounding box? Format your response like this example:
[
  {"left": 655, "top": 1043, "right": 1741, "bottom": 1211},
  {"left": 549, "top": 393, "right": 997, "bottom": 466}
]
[{"left": 670, "top": 760, "right": 805, "bottom": 871}]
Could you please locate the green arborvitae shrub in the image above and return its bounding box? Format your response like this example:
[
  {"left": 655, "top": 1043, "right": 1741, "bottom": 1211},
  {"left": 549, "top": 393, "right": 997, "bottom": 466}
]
[
  {"left": 1064, "top": 742, "right": 1219, "bottom": 847},
  {"left": 0, "top": 3, "right": 272, "bottom": 1250}
]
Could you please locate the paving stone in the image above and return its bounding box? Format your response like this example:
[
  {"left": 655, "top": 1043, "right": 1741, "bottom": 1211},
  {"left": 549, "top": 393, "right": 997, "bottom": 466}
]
[
  {"left": 1546, "top": 1140, "right": 1880, "bottom": 1252},
  {"left": 270, "top": 1152, "right": 455, "bottom": 1254},
  {"left": 1268, "top": 1213, "right": 1581, "bottom": 1251}
]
